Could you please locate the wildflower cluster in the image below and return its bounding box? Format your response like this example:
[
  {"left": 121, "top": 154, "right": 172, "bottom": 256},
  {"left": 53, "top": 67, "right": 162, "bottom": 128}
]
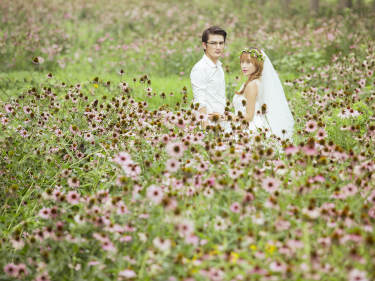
[{"left": 1, "top": 1, "right": 375, "bottom": 281}]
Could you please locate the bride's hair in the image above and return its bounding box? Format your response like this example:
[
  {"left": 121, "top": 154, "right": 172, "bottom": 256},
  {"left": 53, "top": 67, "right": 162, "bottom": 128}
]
[{"left": 237, "top": 47, "right": 264, "bottom": 95}]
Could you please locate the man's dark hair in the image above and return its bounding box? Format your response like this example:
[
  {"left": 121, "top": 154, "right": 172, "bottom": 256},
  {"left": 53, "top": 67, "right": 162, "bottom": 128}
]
[{"left": 202, "top": 26, "right": 227, "bottom": 43}]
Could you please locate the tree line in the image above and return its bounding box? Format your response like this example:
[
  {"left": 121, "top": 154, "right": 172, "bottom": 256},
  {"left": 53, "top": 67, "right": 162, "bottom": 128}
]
[{"left": 279, "top": 0, "right": 375, "bottom": 14}]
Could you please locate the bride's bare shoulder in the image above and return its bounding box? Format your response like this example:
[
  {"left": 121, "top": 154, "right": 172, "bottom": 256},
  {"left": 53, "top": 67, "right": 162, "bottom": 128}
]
[
  {"left": 244, "top": 79, "right": 260, "bottom": 91},
  {"left": 249, "top": 79, "right": 260, "bottom": 86}
]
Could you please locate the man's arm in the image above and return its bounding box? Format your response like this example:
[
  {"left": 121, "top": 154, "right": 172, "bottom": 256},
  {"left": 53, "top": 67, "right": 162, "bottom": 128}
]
[
  {"left": 190, "top": 66, "right": 210, "bottom": 127},
  {"left": 190, "top": 66, "right": 208, "bottom": 113}
]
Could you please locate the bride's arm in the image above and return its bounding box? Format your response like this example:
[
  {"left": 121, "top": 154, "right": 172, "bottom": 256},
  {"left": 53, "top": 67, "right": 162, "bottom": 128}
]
[{"left": 244, "top": 81, "right": 258, "bottom": 122}]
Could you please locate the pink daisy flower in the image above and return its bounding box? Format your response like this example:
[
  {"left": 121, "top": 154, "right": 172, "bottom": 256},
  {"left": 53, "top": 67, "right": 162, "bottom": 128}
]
[
  {"left": 3, "top": 263, "right": 17, "bottom": 277},
  {"left": 166, "top": 141, "right": 186, "bottom": 159},
  {"left": 33, "top": 56, "right": 45, "bottom": 64},
  {"left": 55, "top": 129, "right": 63, "bottom": 137},
  {"left": 368, "top": 207, "right": 375, "bottom": 219},
  {"left": 4, "top": 104, "right": 14, "bottom": 113},
  {"left": 302, "top": 207, "right": 320, "bottom": 219},
  {"left": 1, "top": 117, "right": 9, "bottom": 125},
  {"left": 243, "top": 192, "right": 254, "bottom": 203},
  {"left": 119, "top": 269, "right": 136, "bottom": 279},
  {"left": 185, "top": 234, "right": 199, "bottom": 246},
  {"left": 358, "top": 78, "right": 366, "bottom": 88},
  {"left": 269, "top": 261, "right": 287, "bottom": 273},
  {"left": 19, "top": 129, "right": 29, "bottom": 138},
  {"left": 84, "top": 132, "right": 94, "bottom": 141},
  {"left": 153, "top": 237, "right": 172, "bottom": 252},
  {"left": 316, "top": 128, "right": 327, "bottom": 139},
  {"left": 93, "top": 233, "right": 108, "bottom": 243},
  {"left": 67, "top": 191, "right": 80, "bottom": 205},
  {"left": 348, "top": 269, "right": 368, "bottom": 281},
  {"left": 178, "top": 219, "right": 195, "bottom": 237},
  {"left": 16, "top": 264, "right": 28, "bottom": 277},
  {"left": 318, "top": 237, "right": 331, "bottom": 247},
  {"left": 116, "top": 202, "right": 129, "bottom": 215},
  {"left": 23, "top": 106, "right": 32, "bottom": 114},
  {"left": 165, "top": 197, "right": 178, "bottom": 211},
  {"left": 113, "top": 152, "right": 133, "bottom": 166},
  {"left": 275, "top": 219, "right": 291, "bottom": 231},
  {"left": 61, "top": 169, "right": 71, "bottom": 178},
  {"left": 119, "top": 235, "right": 133, "bottom": 243},
  {"left": 35, "top": 273, "right": 51, "bottom": 281},
  {"left": 340, "top": 183, "right": 358, "bottom": 198},
  {"left": 165, "top": 158, "right": 180, "bottom": 172},
  {"left": 39, "top": 207, "right": 51, "bottom": 219},
  {"left": 305, "top": 120, "right": 318, "bottom": 132},
  {"left": 123, "top": 163, "right": 141, "bottom": 179},
  {"left": 230, "top": 202, "right": 241, "bottom": 213},
  {"left": 313, "top": 174, "right": 325, "bottom": 183},
  {"left": 287, "top": 239, "right": 304, "bottom": 249},
  {"left": 175, "top": 118, "right": 185, "bottom": 129},
  {"left": 101, "top": 239, "right": 116, "bottom": 252},
  {"left": 10, "top": 237, "right": 25, "bottom": 250},
  {"left": 302, "top": 144, "right": 317, "bottom": 156},
  {"left": 214, "top": 216, "right": 228, "bottom": 231},
  {"left": 69, "top": 125, "right": 80, "bottom": 135},
  {"left": 146, "top": 185, "right": 164, "bottom": 204},
  {"left": 261, "top": 177, "right": 280, "bottom": 193},
  {"left": 249, "top": 266, "right": 268, "bottom": 275},
  {"left": 67, "top": 177, "right": 80, "bottom": 188},
  {"left": 284, "top": 145, "right": 299, "bottom": 156},
  {"left": 161, "top": 134, "right": 170, "bottom": 144},
  {"left": 208, "top": 268, "right": 225, "bottom": 281}
]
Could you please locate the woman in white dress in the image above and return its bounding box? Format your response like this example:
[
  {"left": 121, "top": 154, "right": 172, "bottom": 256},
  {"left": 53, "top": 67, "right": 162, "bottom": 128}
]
[{"left": 232, "top": 47, "right": 294, "bottom": 140}]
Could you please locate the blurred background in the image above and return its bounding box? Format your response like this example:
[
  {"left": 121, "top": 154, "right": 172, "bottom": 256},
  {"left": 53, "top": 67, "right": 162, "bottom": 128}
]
[{"left": 1, "top": 0, "right": 374, "bottom": 76}]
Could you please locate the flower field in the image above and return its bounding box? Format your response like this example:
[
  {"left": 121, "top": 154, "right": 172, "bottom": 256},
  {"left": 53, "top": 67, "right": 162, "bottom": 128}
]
[{"left": 1, "top": 0, "right": 375, "bottom": 280}]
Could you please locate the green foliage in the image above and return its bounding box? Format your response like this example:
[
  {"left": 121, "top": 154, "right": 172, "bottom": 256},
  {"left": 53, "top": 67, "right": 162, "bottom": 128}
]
[{"left": 1, "top": 1, "right": 375, "bottom": 281}]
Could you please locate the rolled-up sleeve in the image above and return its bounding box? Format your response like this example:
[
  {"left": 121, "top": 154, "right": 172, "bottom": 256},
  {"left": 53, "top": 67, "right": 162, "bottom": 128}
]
[{"left": 190, "top": 66, "right": 208, "bottom": 110}]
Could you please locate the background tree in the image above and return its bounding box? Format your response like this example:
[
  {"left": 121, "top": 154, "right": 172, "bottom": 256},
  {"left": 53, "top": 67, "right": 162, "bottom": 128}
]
[
  {"left": 280, "top": 0, "right": 291, "bottom": 11},
  {"left": 354, "top": 0, "right": 365, "bottom": 14},
  {"left": 339, "top": 0, "right": 353, "bottom": 9},
  {"left": 311, "top": 0, "right": 319, "bottom": 14}
]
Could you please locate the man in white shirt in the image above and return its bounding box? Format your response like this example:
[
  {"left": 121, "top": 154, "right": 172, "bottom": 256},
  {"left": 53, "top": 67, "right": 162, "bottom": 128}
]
[{"left": 190, "top": 26, "right": 227, "bottom": 128}]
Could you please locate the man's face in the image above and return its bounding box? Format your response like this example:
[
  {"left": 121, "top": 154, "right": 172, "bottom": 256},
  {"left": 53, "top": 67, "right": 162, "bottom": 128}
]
[{"left": 203, "top": 34, "right": 225, "bottom": 62}]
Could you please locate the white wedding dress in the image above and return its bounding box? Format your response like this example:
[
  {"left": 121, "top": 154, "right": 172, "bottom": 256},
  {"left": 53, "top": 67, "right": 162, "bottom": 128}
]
[{"left": 232, "top": 80, "right": 271, "bottom": 135}]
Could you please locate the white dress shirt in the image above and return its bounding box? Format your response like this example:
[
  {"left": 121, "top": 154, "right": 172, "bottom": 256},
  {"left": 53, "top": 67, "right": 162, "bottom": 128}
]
[{"left": 190, "top": 54, "right": 226, "bottom": 115}]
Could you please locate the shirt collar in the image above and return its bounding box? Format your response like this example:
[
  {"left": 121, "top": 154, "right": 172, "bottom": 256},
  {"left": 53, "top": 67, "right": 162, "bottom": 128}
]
[{"left": 202, "top": 54, "right": 222, "bottom": 68}]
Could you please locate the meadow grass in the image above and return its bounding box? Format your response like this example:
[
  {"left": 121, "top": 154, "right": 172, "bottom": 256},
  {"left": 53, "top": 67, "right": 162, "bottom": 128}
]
[{"left": 1, "top": 1, "right": 375, "bottom": 280}]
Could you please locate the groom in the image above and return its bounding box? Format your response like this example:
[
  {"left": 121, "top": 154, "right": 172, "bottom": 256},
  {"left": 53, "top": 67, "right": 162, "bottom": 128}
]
[{"left": 190, "top": 26, "right": 227, "bottom": 128}]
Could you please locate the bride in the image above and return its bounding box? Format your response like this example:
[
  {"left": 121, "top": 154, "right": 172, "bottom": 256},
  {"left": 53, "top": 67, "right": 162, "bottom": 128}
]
[{"left": 232, "top": 47, "right": 294, "bottom": 140}]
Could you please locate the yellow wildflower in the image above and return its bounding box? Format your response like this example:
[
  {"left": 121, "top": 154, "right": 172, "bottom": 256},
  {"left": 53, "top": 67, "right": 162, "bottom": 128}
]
[
  {"left": 266, "top": 244, "right": 276, "bottom": 254},
  {"left": 189, "top": 267, "right": 198, "bottom": 274},
  {"left": 250, "top": 244, "right": 257, "bottom": 251},
  {"left": 93, "top": 84, "right": 98, "bottom": 88},
  {"left": 209, "top": 249, "right": 219, "bottom": 256},
  {"left": 230, "top": 252, "right": 239, "bottom": 263},
  {"left": 209, "top": 245, "right": 221, "bottom": 256}
]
